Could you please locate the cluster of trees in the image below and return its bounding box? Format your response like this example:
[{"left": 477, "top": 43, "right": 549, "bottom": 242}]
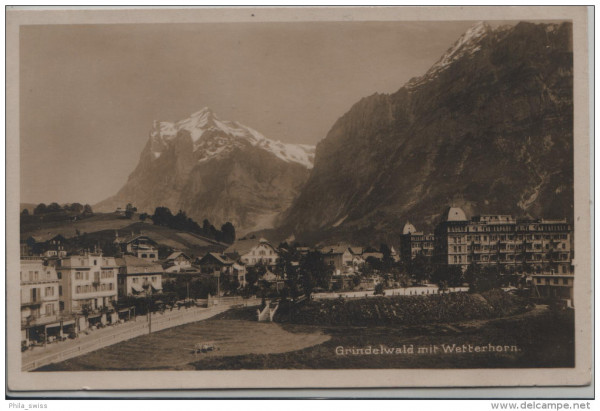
[
  {"left": 21, "top": 202, "right": 94, "bottom": 225},
  {"left": 150, "top": 207, "right": 235, "bottom": 244},
  {"left": 22, "top": 202, "right": 93, "bottom": 217}
]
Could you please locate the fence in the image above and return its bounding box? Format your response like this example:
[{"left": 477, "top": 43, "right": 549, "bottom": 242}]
[
  {"left": 22, "top": 297, "right": 260, "bottom": 371},
  {"left": 312, "top": 286, "right": 469, "bottom": 300}
]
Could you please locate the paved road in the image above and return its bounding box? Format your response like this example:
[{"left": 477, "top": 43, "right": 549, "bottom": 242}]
[{"left": 23, "top": 299, "right": 259, "bottom": 371}]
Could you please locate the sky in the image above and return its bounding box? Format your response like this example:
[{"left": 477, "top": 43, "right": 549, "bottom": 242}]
[{"left": 20, "top": 20, "right": 480, "bottom": 205}]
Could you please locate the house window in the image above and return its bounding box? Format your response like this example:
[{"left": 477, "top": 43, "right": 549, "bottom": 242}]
[
  {"left": 133, "top": 278, "right": 138, "bottom": 284},
  {"left": 536, "top": 278, "right": 541, "bottom": 284},
  {"left": 45, "top": 304, "right": 53, "bottom": 316},
  {"left": 85, "top": 272, "right": 89, "bottom": 280},
  {"left": 94, "top": 260, "right": 97, "bottom": 265},
  {"left": 150, "top": 254, "right": 155, "bottom": 259},
  {"left": 76, "top": 286, "right": 81, "bottom": 293},
  {"left": 553, "top": 278, "right": 559, "bottom": 285},
  {"left": 59, "top": 286, "right": 62, "bottom": 296},
  {"left": 563, "top": 278, "right": 568, "bottom": 285}
]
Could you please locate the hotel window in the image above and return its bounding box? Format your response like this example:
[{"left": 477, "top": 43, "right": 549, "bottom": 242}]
[
  {"left": 553, "top": 278, "right": 559, "bottom": 285},
  {"left": 563, "top": 278, "right": 568, "bottom": 285}
]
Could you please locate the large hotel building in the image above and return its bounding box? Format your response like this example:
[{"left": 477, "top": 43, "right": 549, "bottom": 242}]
[
  {"left": 400, "top": 207, "right": 573, "bottom": 303},
  {"left": 433, "top": 207, "right": 573, "bottom": 301}
]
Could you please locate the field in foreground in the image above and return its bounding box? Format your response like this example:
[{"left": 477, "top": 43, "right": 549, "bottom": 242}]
[
  {"left": 39, "top": 303, "right": 574, "bottom": 371},
  {"left": 37, "top": 310, "right": 329, "bottom": 371}
]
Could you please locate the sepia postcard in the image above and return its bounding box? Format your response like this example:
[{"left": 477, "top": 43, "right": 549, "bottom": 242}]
[{"left": 6, "top": 6, "right": 592, "bottom": 394}]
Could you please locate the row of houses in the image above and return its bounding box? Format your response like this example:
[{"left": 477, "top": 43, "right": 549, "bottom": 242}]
[{"left": 19, "top": 235, "right": 289, "bottom": 343}]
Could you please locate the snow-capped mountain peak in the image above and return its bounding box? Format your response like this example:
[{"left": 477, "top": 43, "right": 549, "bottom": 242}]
[
  {"left": 407, "top": 21, "right": 492, "bottom": 89},
  {"left": 149, "top": 109, "right": 315, "bottom": 169}
]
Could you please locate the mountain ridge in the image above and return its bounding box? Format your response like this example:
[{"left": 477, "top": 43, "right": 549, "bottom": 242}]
[
  {"left": 277, "top": 21, "right": 574, "bottom": 245},
  {"left": 96, "top": 109, "right": 315, "bottom": 235}
]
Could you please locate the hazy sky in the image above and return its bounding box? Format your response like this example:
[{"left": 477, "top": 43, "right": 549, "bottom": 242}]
[{"left": 20, "top": 21, "right": 478, "bottom": 205}]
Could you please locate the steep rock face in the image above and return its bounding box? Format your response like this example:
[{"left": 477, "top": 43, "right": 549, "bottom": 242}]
[
  {"left": 281, "top": 22, "right": 573, "bottom": 245},
  {"left": 96, "top": 109, "right": 314, "bottom": 234}
]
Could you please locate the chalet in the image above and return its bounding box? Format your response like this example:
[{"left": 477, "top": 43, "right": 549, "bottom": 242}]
[
  {"left": 116, "top": 255, "right": 163, "bottom": 298},
  {"left": 320, "top": 245, "right": 353, "bottom": 276},
  {"left": 163, "top": 251, "right": 193, "bottom": 273},
  {"left": 114, "top": 233, "right": 159, "bottom": 262},
  {"left": 224, "top": 238, "right": 280, "bottom": 268},
  {"left": 42, "top": 235, "right": 67, "bottom": 258},
  {"left": 196, "top": 253, "right": 246, "bottom": 287}
]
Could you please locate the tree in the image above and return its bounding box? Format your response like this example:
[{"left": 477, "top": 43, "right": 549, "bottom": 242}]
[
  {"left": 380, "top": 243, "right": 395, "bottom": 273},
  {"left": 139, "top": 213, "right": 149, "bottom": 222},
  {"left": 21, "top": 208, "right": 29, "bottom": 216},
  {"left": 125, "top": 203, "right": 136, "bottom": 219},
  {"left": 220, "top": 222, "right": 236, "bottom": 244},
  {"left": 83, "top": 204, "right": 94, "bottom": 216},
  {"left": 466, "top": 264, "right": 501, "bottom": 293},
  {"left": 47, "top": 202, "right": 62, "bottom": 213},
  {"left": 299, "top": 251, "right": 333, "bottom": 298},
  {"left": 409, "top": 253, "right": 433, "bottom": 284},
  {"left": 69, "top": 203, "right": 84, "bottom": 214},
  {"left": 246, "top": 261, "right": 267, "bottom": 287},
  {"left": 431, "top": 265, "right": 463, "bottom": 288},
  {"left": 374, "top": 282, "right": 385, "bottom": 295},
  {"left": 33, "top": 203, "right": 47, "bottom": 215},
  {"left": 152, "top": 207, "right": 173, "bottom": 226}
]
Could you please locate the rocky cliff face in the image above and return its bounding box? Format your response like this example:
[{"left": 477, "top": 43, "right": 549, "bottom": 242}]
[
  {"left": 96, "top": 109, "right": 314, "bottom": 234},
  {"left": 280, "top": 22, "right": 573, "bottom": 245}
]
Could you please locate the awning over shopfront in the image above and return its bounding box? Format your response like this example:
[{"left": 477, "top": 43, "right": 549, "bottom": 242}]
[{"left": 131, "top": 284, "right": 144, "bottom": 293}]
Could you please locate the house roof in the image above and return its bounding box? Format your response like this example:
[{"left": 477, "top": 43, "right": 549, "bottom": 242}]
[
  {"left": 166, "top": 251, "right": 190, "bottom": 261},
  {"left": 224, "top": 237, "right": 275, "bottom": 257},
  {"left": 198, "top": 252, "right": 235, "bottom": 266},
  {"left": 116, "top": 255, "right": 163, "bottom": 274},
  {"left": 114, "top": 234, "right": 157, "bottom": 245},
  {"left": 363, "top": 252, "right": 384, "bottom": 260},
  {"left": 348, "top": 247, "right": 364, "bottom": 255},
  {"left": 262, "top": 270, "right": 278, "bottom": 282},
  {"left": 320, "top": 245, "right": 351, "bottom": 255}
]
